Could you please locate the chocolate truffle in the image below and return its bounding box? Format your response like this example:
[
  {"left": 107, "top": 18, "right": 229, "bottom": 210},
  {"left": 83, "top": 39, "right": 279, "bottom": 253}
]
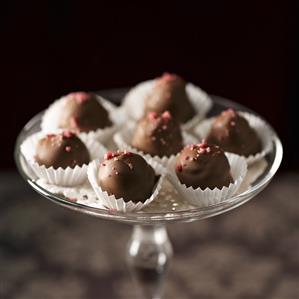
[
  {"left": 35, "top": 131, "right": 90, "bottom": 169},
  {"left": 59, "top": 92, "right": 112, "bottom": 132},
  {"left": 131, "top": 111, "right": 183, "bottom": 157},
  {"left": 98, "top": 151, "right": 156, "bottom": 203},
  {"left": 207, "top": 109, "right": 262, "bottom": 157},
  {"left": 144, "top": 73, "right": 195, "bottom": 123},
  {"left": 175, "top": 141, "right": 233, "bottom": 189}
]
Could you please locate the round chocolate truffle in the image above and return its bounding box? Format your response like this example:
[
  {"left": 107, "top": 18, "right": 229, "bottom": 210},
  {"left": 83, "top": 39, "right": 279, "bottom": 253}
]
[
  {"left": 35, "top": 131, "right": 90, "bottom": 169},
  {"left": 207, "top": 109, "right": 262, "bottom": 157},
  {"left": 58, "top": 92, "right": 112, "bottom": 132},
  {"left": 131, "top": 111, "right": 183, "bottom": 157},
  {"left": 144, "top": 73, "right": 195, "bottom": 123},
  {"left": 175, "top": 141, "right": 233, "bottom": 189},
  {"left": 98, "top": 151, "right": 156, "bottom": 203}
]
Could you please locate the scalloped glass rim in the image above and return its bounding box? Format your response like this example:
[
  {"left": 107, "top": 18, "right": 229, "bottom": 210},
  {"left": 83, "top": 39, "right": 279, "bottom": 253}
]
[{"left": 14, "top": 92, "right": 283, "bottom": 224}]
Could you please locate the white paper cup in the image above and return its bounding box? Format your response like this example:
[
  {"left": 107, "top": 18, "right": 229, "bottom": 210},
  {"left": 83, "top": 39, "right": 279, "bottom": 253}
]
[
  {"left": 122, "top": 79, "right": 212, "bottom": 129},
  {"left": 113, "top": 123, "right": 198, "bottom": 167},
  {"left": 41, "top": 94, "right": 119, "bottom": 144},
  {"left": 87, "top": 158, "right": 166, "bottom": 212},
  {"left": 193, "top": 111, "right": 273, "bottom": 165},
  {"left": 21, "top": 131, "right": 107, "bottom": 186},
  {"left": 166, "top": 153, "right": 247, "bottom": 207}
]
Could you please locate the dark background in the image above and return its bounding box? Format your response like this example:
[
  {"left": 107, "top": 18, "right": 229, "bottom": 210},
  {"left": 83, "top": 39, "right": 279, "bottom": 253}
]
[{"left": 1, "top": 1, "right": 298, "bottom": 170}]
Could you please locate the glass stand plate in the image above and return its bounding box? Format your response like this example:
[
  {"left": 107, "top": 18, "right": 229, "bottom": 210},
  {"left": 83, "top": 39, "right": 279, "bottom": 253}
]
[{"left": 15, "top": 90, "right": 283, "bottom": 299}]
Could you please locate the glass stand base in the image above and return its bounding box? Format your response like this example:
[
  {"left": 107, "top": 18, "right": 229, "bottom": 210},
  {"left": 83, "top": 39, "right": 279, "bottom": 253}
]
[{"left": 127, "top": 225, "right": 173, "bottom": 299}]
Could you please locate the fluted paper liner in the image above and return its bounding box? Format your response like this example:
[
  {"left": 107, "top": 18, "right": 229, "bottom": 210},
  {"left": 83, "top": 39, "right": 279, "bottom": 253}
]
[
  {"left": 166, "top": 153, "right": 247, "bottom": 207},
  {"left": 41, "top": 95, "right": 120, "bottom": 144},
  {"left": 21, "top": 131, "right": 107, "bottom": 186},
  {"left": 194, "top": 111, "right": 273, "bottom": 165},
  {"left": 113, "top": 123, "right": 198, "bottom": 167},
  {"left": 122, "top": 79, "right": 212, "bottom": 130},
  {"left": 87, "top": 158, "right": 166, "bottom": 212}
]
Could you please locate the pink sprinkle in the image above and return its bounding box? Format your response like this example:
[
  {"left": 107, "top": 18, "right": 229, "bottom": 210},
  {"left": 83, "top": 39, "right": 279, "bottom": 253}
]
[
  {"left": 206, "top": 147, "right": 211, "bottom": 153},
  {"left": 68, "top": 198, "right": 77, "bottom": 202},
  {"left": 231, "top": 121, "right": 236, "bottom": 126},
  {"left": 104, "top": 151, "right": 114, "bottom": 160},
  {"left": 74, "top": 91, "right": 90, "bottom": 104},
  {"left": 46, "top": 133, "right": 56, "bottom": 138},
  {"left": 123, "top": 151, "right": 133, "bottom": 157},
  {"left": 162, "top": 111, "right": 171, "bottom": 121},
  {"left": 107, "top": 208, "right": 117, "bottom": 214},
  {"left": 199, "top": 139, "right": 208, "bottom": 148},
  {"left": 224, "top": 129, "right": 230, "bottom": 137},
  {"left": 176, "top": 164, "right": 183, "bottom": 172},
  {"left": 223, "top": 108, "right": 236, "bottom": 117},
  {"left": 199, "top": 148, "right": 207, "bottom": 154},
  {"left": 161, "top": 72, "right": 177, "bottom": 82},
  {"left": 148, "top": 111, "right": 158, "bottom": 121},
  {"left": 63, "top": 130, "right": 75, "bottom": 138},
  {"left": 65, "top": 146, "right": 71, "bottom": 152}
]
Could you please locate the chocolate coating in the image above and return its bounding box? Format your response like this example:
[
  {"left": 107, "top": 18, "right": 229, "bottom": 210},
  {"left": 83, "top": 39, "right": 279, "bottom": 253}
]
[
  {"left": 144, "top": 73, "right": 195, "bottom": 123},
  {"left": 98, "top": 151, "right": 156, "bottom": 203},
  {"left": 175, "top": 141, "right": 233, "bottom": 189},
  {"left": 131, "top": 111, "right": 183, "bottom": 157},
  {"left": 59, "top": 92, "right": 112, "bottom": 132},
  {"left": 35, "top": 131, "right": 90, "bottom": 169},
  {"left": 207, "top": 109, "right": 262, "bottom": 157}
]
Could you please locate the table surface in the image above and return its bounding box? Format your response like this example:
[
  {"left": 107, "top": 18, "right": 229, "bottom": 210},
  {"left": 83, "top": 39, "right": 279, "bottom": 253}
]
[{"left": 0, "top": 171, "right": 298, "bottom": 299}]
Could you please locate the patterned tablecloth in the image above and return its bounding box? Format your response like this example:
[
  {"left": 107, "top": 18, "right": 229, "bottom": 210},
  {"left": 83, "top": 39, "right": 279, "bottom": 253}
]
[{"left": 0, "top": 171, "right": 298, "bottom": 299}]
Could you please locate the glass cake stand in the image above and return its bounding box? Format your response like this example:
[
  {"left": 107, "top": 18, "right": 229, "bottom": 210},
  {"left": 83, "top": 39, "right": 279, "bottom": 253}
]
[{"left": 15, "top": 89, "right": 283, "bottom": 299}]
